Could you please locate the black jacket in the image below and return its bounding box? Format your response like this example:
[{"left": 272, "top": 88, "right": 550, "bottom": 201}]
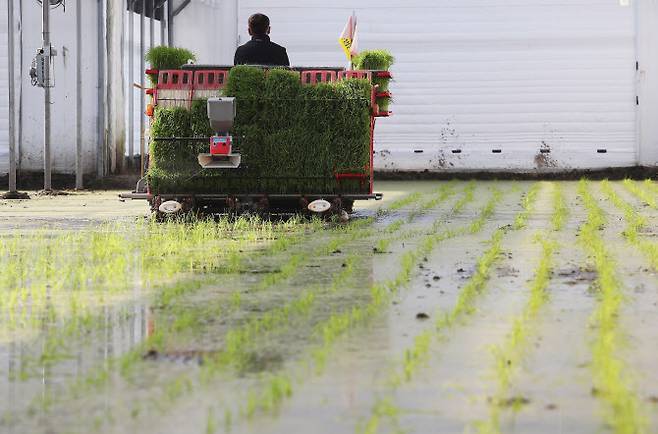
[{"left": 234, "top": 35, "right": 290, "bottom": 67}]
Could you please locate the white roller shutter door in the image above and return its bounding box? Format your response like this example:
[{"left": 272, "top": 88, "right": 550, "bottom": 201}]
[
  {"left": 237, "top": 0, "right": 637, "bottom": 171},
  {"left": 0, "top": 5, "right": 8, "bottom": 175}
]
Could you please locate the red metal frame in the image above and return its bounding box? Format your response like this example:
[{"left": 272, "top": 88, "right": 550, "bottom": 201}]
[
  {"left": 338, "top": 70, "right": 373, "bottom": 81},
  {"left": 193, "top": 70, "right": 229, "bottom": 90},
  {"left": 300, "top": 70, "right": 337, "bottom": 85},
  {"left": 154, "top": 70, "right": 194, "bottom": 108},
  {"left": 374, "top": 71, "right": 393, "bottom": 79},
  {"left": 157, "top": 70, "right": 194, "bottom": 89}
]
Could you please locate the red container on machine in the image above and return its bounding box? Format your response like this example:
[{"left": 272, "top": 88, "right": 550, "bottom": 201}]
[{"left": 210, "top": 135, "right": 232, "bottom": 155}]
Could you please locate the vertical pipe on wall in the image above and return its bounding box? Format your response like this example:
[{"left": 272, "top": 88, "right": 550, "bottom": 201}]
[
  {"left": 97, "top": 0, "right": 105, "bottom": 177},
  {"left": 7, "top": 0, "right": 16, "bottom": 192},
  {"left": 160, "top": 1, "right": 165, "bottom": 45},
  {"left": 42, "top": 0, "right": 51, "bottom": 190},
  {"left": 128, "top": 1, "right": 134, "bottom": 162},
  {"left": 149, "top": 0, "right": 154, "bottom": 49},
  {"left": 167, "top": 0, "right": 173, "bottom": 46},
  {"left": 75, "top": 0, "right": 83, "bottom": 189},
  {"left": 17, "top": 0, "right": 23, "bottom": 173},
  {"left": 139, "top": 0, "right": 145, "bottom": 176}
]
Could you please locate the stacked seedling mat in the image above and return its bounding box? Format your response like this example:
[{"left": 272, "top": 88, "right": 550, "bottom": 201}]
[{"left": 146, "top": 48, "right": 394, "bottom": 196}]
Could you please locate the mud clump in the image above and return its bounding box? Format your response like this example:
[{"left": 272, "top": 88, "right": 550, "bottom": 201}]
[
  {"left": 489, "top": 395, "right": 531, "bottom": 408},
  {"left": 142, "top": 349, "right": 207, "bottom": 365},
  {"left": 556, "top": 266, "right": 597, "bottom": 285}
]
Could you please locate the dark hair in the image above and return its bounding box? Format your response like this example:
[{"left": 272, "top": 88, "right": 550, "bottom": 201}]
[{"left": 248, "top": 13, "right": 270, "bottom": 35}]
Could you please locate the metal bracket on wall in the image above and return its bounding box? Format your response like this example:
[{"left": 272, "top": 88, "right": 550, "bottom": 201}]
[{"left": 172, "top": 0, "right": 191, "bottom": 16}]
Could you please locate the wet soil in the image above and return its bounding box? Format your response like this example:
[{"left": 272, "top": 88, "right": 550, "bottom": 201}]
[{"left": 1, "top": 181, "right": 658, "bottom": 434}]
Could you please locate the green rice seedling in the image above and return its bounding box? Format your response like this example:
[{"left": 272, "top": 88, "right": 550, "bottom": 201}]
[
  {"left": 451, "top": 181, "right": 476, "bottom": 214},
  {"left": 578, "top": 180, "right": 647, "bottom": 434},
  {"left": 145, "top": 46, "right": 196, "bottom": 70},
  {"left": 190, "top": 98, "right": 215, "bottom": 137},
  {"left": 551, "top": 182, "right": 568, "bottom": 231},
  {"left": 622, "top": 179, "right": 657, "bottom": 209},
  {"left": 144, "top": 46, "right": 196, "bottom": 84},
  {"left": 640, "top": 178, "right": 658, "bottom": 197},
  {"left": 387, "top": 192, "right": 423, "bottom": 211},
  {"left": 405, "top": 183, "right": 456, "bottom": 222},
  {"left": 224, "top": 409, "right": 232, "bottom": 433},
  {"left": 352, "top": 49, "right": 395, "bottom": 101},
  {"left": 600, "top": 180, "right": 658, "bottom": 271},
  {"left": 373, "top": 238, "right": 391, "bottom": 253},
  {"left": 353, "top": 50, "right": 395, "bottom": 71},
  {"left": 205, "top": 408, "right": 217, "bottom": 434},
  {"left": 513, "top": 182, "right": 541, "bottom": 229},
  {"left": 360, "top": 398, "right": 401, "bottom": 434}
]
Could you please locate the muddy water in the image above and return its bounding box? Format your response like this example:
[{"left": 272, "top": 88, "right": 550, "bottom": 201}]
[{"left": 1, "top": 181, "right": 658, "bottom": 434}]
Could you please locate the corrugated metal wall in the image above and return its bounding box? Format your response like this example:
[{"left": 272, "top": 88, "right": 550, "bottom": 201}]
[
  {"left": 238, "top": 0, "right": 638, "bottom": 172},
  {"left": 0, "top": 5, "right": 8, "bottom": 175}
]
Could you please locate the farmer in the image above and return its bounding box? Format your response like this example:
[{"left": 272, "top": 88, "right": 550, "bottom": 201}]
[{"left": 234, "top": 13, "right": 290, "bottom": 67}]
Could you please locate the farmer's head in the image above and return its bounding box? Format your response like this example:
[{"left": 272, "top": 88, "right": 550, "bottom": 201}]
[{"left": 248, "top": 13, "right": 270, "bottom": 36}]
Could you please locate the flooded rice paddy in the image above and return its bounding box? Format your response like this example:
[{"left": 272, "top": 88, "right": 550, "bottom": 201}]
[{"left": 1, "top": 180, "right": 658, "bottom": 434}]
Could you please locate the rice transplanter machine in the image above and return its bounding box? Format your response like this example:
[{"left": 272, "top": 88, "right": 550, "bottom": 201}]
[{"left": 121, "top": 65, "right": 393, "bottom": 216}]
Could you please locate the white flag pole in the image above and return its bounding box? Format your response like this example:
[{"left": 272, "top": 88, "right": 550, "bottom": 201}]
[{"left": 349, "top": 10, "right": 356, "bottom": 70}]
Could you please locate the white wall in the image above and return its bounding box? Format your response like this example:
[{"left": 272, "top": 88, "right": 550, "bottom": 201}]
[
  {"left": 174, "top": 1, "right": 229, "bottom": 63},
  {"left": 237, "top": 0, "right": 639, "bottom": 172},
  {"left": 17, "top": 0, "right": 100, "bottom": 174},
  {"left": 3, "top": 0, "right": 658, "bottom": 176},
  {"left": 636, "top": 0, "right": 658, "bottom": 167}
]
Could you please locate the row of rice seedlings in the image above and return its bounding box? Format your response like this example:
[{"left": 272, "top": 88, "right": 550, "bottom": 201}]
[
  {"left": 475, "top": 236, "right": 556, "bottom": 434},
  {"left": 406, "top": 182, "right": 457, "bottom": 222},
  {"left": 640, "top": 178, "right": 658, "bottom": 197},
  {"left": 387, "top": 192, "right": 424, "bottom": 211},
  {"left": 22, "top": 189, "right": 443, "bottom": 419},
  {"left": 359, "top": 184, "right": 539, "bottom": 434},
  {"left": 476, "top": 183, "right": 562, "bottom": 433},
  {"left": 599, "top": 181, "right": 658, "bottom": 269},
  {"left": 622, "top": 179, "right": 657, "bottom": 209},
  {"left": 233, "top": 187, "right": 506, "bottom": 426},
  {"left": 551, "top": 182, "right": 569, "bottom": 231},
  {"left": 376, "top": 183, "right": 460, "bottom": 253},
  {"left": 578, "top": 180, "right": 647, "bottom": 434},
  {"left": 513, "top": 182, "right": 542, "bottom": 229},
  {"left": 391, "top": 181, "right": 477, "bottom": 244}
]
